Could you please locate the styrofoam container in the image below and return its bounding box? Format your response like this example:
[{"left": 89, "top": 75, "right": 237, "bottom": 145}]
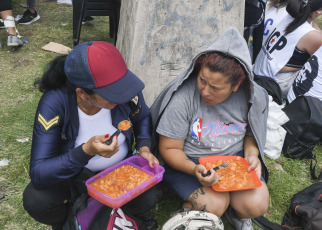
[{"left": 86, "top": 156, "right": 164, "bottom": 208}]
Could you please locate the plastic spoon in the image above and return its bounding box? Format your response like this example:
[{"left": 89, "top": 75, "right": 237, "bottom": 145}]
[{"left": 105, "top": 120, "right": 132, "bottom": 145}]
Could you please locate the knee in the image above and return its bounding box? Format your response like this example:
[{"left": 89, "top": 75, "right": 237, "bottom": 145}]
[
  {"left": 23, "top": 183, "right": 56, "bottom": 212},
  {"left": 241, "top": 195, "right": 269, "bottom": 218},
  {"left": 187, "top": 190, "right": 230, "bottom": 217},
  {"left": 206, "top": 199, "right": 229, "bottom": 217}
]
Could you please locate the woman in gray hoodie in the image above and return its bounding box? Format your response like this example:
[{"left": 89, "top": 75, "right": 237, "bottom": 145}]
[{"left": 150, "top": 27, "right": 270, "bottom": 230}]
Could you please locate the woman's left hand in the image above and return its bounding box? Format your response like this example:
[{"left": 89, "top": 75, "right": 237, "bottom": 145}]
[
  {"left": 244, "top": 136, "right": 262, "bottom": 178},
  {"left": 245, "top": 154, "right": 262, "bottom": 179},
  {"left": 137, "top": 146, "right": 159, "bottom": 168}
]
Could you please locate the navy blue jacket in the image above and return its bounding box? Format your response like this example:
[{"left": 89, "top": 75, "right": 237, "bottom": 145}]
[{"left": 30, "top": 86, "right": 152, "bottom": 189}]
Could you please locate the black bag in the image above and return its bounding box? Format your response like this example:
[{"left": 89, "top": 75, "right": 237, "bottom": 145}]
[
  {"left": 282, "top": 182, "right": 322, "bottom": 230},
  {"left": 281, "top": 96, "right": 322, "bottom": 180},
  {"left": 253, "top": 183, "right": 322, "bottom": 230},
  {"left": 254, "top": 74, "right": 283, "bottom": 105}
]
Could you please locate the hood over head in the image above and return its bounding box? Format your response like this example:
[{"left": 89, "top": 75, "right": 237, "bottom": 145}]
[{"left": 191, "top": 27, "right": 253, "bottom": 81}]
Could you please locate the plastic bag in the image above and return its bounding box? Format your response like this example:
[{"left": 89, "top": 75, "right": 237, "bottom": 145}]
[{"left": 264, "top": 96, "right": 289, "bottom": 159}]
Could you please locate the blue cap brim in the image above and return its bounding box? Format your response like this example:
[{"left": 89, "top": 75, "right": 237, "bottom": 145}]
[{"left": 93, "top": 69, "right": 145, "bottom": 104}]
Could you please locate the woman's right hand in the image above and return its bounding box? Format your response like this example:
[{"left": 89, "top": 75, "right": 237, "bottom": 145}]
[
  {"left": 82, "top": 134, "right": 119, "bottom": 158},
  {"left": 194, "top": 164, "right": 219, "bottom": 187}
]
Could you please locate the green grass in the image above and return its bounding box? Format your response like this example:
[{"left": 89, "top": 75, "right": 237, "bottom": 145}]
[{"left": 1, "top": 1, "right": 322, "bottom": 229}]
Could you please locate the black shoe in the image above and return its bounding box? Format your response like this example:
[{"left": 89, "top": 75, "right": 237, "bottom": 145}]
[
  {"left": 0, "top": 20, "right": 5, "bottom": 29},
  {"left": 18, "top": 9, "right": 40, "bottom": 25},
  {"left": 82, "top": 16, "right": 94, "bottom": 24}
]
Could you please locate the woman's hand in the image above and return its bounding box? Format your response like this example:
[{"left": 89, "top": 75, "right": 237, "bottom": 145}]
[
  {"left": 245, "top": 154, "right": 262, "bottom": 179},
  {"left": 137, "top": 146, "right": 159, "bottom": 168},
  {"left": 194, "top": 164, "right": 219, "bottom": 187},
  {"left": 82, "top": 134, "right": 119, "bottom": 158},
  {"left": 244, "top": 135, "right": 262, "bottom": 178}
]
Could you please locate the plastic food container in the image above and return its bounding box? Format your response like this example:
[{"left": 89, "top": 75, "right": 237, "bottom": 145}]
[
  {"left": 86, "top": 156, "right": 164, "bottom": 208},
  {"left": 199, "top": 155, "right": 262, "bottom": 192}
]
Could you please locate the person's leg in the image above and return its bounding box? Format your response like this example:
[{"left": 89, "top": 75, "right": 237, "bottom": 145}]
[
  {"left": 23, "top": 180, "right": 71, "bottom": 230},
  {"left": 186, "top": 187, "right": 230, "bottom": 217},
  {"left": 122, "top": 184, "right": 163, "bottom": 215},
  {"left": 1, "top": 10, "right": 16, "bottom": 35},
  {"left": 27, "top": 0, "right": 36, "bottom": 10},
  {"left": 163, "top": 161, "right": 230, "bottom": 217},
  {"left": 0, "top": 0, "right": 12, "bottom": 12},
  {"left": 0, "top": 10, "right": 23, "bottom": 46},
  {"left": 18, "top": 0, "right": 40, "bottom": 25},
  {"left": 230, "top": 182, "right": 269, "bottom": 218}
]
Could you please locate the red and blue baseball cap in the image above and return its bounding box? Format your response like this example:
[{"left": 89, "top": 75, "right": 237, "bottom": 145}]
[{"left": 64, "top": 41, "right": 144, "bottom": 104}]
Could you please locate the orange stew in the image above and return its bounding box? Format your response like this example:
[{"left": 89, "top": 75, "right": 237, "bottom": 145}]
[
  {"left": 205, "top": 159, "right": 256, "bottom": 190},
  {"left": 118, "top": 120, "right": 131, "bottom": 131},
  {"left": 90, "top": 165, "right": 152, "bottom": 197}
]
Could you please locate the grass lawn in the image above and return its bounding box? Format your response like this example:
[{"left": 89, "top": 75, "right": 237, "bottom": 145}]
[{"left": 0, "top": 1, "right": 322, "bottom": 229}]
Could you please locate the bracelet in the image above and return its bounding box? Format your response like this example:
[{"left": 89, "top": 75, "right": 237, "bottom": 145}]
[{"left": 135, "top": 146, "right": 149, "bottom": 156}]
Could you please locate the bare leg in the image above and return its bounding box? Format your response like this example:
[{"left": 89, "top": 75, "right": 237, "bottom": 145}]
[
  {"left": 230, "top": 181, "right": 269, "bottom": 218},
  {"left": 0, "top": 10, "right": 16, "bottom": 35},
  {"left": 186, "top": 186, "right": 230, "bottom": 217}
]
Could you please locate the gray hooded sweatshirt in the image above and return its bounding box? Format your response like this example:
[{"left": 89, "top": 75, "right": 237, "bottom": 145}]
[{"left": 150, "top": 27, "right": 269, "bottom": 181}]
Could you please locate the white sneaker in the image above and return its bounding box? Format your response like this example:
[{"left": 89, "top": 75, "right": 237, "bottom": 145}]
[
  {"left": 7, "top": 35, "right": 23, "bottom": 46},
  {"left": 225, "top": 207, "right": 254, "bottom": 230},
  {"left": 57, "top": 0, "right": 72, "bottom": 6}
]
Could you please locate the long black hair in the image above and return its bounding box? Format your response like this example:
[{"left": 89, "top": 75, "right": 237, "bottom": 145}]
[
  {"left": 285, "top": 0, "right": 322, "bottom": 35},
  {"left": 34, "top": 55, "right": 94, "bottom": 95}
]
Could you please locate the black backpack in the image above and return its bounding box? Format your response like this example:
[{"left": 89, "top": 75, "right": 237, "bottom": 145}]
[
  {"left": 253, "top": 74, "right": 283, "bottom": 105},
  {"left": 281, "top": 96, "right": 322, "bottom": 180},
  {"left": 281, "top": 182, "right": 322, "bottom": 230},
  {"left": 253, "top": 182, "right": 322, "bottom": 230}
]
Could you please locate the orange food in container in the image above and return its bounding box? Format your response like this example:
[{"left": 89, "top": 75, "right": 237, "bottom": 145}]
[
  {"left": 86, "top": 156, "right": 164, "bottom": 208},
  {"left": 199, "top": 156, "right": 262, "bottom": 192}
]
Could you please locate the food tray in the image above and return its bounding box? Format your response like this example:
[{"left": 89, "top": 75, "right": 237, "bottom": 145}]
[
  {"left": 199, "top": 155, "right": 262, "bottom": 192},
  {"left": 86, "top": 155, "right": 164, "bottom": 208}
]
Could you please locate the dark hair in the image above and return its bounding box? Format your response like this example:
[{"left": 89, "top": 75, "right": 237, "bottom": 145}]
[
  {"left": 194, "top": 52, "right": 250, "bottom": 90},
  {"left": 285, "top": 0, "right": 322, "bottom": 34},
  {"left": 34, "top": 55, "right": 94, "bottom": 95},
  {"left": 268, "top": 0, "right": 288, "bottom": 8}
]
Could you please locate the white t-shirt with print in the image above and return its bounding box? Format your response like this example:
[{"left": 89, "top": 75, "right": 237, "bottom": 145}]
[{"left": 288, "top": 46, "right": 322, "bottom": 103}]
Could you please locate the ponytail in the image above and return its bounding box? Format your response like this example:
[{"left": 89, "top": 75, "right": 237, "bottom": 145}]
[
  {"left": 285, "top": 0, "right": 322, "bottom": 35},
  {"left": 34, "top": 55, "right": 68, "bottom": 92}
]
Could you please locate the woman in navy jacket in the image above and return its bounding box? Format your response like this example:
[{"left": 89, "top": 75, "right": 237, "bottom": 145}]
[{"left": 23, "top": 41, "right": 161, "bottom": 230}]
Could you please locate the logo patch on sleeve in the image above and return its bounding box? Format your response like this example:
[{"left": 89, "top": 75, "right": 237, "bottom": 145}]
[
  {"left": 38, "top": 113, "right": 60, "bottom": 131},
  {"left": 131, "top": 96, "right": 139, "bottom": 105}
]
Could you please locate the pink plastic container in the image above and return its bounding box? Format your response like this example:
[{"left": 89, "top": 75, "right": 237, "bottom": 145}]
[{"left": 86, "top": 156, "right": 164, "bottom": 208}]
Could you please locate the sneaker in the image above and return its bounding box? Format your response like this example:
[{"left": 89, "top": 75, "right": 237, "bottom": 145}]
[
  {"left": 7, "top": 35, "right": 23, "bottom": 46},
  {"left": 82, "top": 16, "right": 94, "bottom": 24},
  {"left": 57, "top": 0, "right": 72, "bottom": 6},
  {"left": 18, "top": 9, "right": 40, "bottom": 25},
  {"left": 225, "top": 207, "right": 253, "bottom": 230}
]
